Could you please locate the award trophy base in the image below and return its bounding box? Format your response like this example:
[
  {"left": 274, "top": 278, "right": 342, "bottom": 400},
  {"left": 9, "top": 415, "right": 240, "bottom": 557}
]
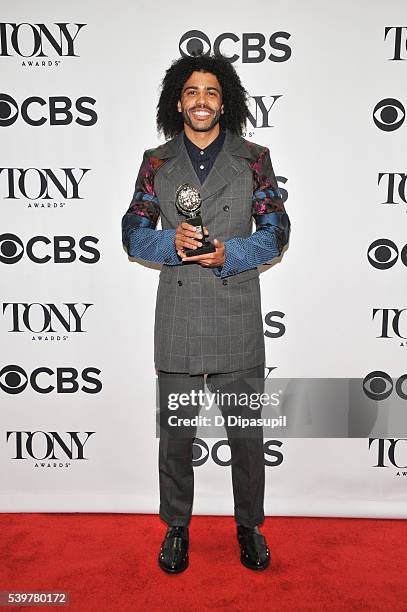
[
  {"left": 184, "top": 243, "right": 216, "bottom": 257},
  {"left": 184, "top": 214, "right": 216, "bottom": 257}
]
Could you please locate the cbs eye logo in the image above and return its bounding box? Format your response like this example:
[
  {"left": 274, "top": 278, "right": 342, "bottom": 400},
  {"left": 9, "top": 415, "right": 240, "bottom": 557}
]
[
  {"left": 367, "top": 239, "right": 407, "bottom": 269},
  {"left": 192, "top": 438, "right": 238, "bottom": 467},
  {"left": 363, "top": 371, "right": 407, "bottom": 401},
  {"left": 373, "top": 98, "right": 405, "bottom": 132},
  {"left": 0, "top": 365, "right": 29, "bottom": 394},
  {"left": 0, "top": 233, "right": 100, "bottom": 264}
]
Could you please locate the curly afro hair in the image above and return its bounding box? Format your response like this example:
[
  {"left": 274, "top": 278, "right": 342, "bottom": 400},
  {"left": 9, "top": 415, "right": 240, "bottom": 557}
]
[{"left": 156, "top": 54, "right": 249, "bottom": 139}]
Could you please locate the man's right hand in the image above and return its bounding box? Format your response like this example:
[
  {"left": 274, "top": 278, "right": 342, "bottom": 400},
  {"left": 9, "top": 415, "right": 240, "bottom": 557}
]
[{"left": 175, "top": 222, "right": 208, "bottom": 258}]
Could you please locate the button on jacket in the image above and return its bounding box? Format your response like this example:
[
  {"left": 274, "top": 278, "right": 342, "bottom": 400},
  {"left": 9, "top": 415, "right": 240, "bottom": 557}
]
[{"left": 122, "top": 129, "right": 290, "bottom": 374}]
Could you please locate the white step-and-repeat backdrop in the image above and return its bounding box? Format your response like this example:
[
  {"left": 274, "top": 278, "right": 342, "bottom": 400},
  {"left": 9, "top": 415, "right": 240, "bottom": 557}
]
[{"left": 1, "top": 0, "right": 407, "bottom": 517}]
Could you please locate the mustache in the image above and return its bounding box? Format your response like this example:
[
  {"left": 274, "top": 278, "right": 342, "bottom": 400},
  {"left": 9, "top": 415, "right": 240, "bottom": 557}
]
[{"left": 188, "top": 106, "right": 214, "bottom": 112}]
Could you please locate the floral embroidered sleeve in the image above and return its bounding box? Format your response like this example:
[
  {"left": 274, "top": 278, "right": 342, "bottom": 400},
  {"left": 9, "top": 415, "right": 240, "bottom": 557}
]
[
  {"left": 213, "top": 147, "right": 290, "bottom": 278},
  {"left": 121, "top": 151, "right": 182, "bottom": 265}
]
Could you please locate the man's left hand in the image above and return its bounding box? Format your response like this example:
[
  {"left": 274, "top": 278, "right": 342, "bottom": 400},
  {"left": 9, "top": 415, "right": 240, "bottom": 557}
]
[{"left": 181, "top": 238, "right": 225, "bottom": 268}]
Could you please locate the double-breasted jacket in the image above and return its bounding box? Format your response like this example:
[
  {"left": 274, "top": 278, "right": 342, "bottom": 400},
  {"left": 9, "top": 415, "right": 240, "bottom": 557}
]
[{"left": 122, "top": 129, "right": 290, "bottom": 375}]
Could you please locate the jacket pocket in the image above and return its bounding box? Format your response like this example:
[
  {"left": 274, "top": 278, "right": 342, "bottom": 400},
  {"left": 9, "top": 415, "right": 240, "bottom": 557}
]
[{"left": 227, "top": 267, "right": 259, "bottom": 286}]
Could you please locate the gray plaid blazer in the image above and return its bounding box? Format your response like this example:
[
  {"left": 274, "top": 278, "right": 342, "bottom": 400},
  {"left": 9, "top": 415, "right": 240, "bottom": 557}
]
[{"left": 125, "top": 129, "right": 288, "bottom": 375}]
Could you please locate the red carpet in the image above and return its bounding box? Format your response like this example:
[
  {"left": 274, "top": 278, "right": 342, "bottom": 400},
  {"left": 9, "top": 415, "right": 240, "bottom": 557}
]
[{"left": 0, "top": 514, "right": 406, "bottom": 611}]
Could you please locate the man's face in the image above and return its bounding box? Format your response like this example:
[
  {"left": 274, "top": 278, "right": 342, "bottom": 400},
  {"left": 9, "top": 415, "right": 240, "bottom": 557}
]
[{"left": 177, "top": 71, "right": 224, "bottom": 133}]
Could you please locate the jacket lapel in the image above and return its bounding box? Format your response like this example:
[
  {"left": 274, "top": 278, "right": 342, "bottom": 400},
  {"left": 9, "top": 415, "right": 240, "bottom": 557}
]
[
  {"left": 199, "top": 130, "right": 252, "bottom": 201},
  {"left": 154, "top": 132, "right": 200, "bottom": 191}
]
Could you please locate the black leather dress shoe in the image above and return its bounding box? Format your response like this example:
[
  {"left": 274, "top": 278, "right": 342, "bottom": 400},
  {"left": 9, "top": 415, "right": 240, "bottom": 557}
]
[
  {"left": 237, "top": 525, "right": 271, "bottom": 570},
  {"left": 158, "top": 526, "right": 189, "bottom": 573}
]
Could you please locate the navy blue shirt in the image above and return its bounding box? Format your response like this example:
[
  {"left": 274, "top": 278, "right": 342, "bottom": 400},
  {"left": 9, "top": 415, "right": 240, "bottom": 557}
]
[{"left": 184, "top": 129, "right": 226, "bottom": 184}]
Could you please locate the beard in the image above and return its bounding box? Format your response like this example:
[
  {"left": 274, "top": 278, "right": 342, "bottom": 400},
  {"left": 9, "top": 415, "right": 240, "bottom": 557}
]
[{"left": 182, "top": 107, "right": 222, "bottom": 132}]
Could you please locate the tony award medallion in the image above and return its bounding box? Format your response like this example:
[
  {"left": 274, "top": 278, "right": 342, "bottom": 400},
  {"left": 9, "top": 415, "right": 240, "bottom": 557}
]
[{"left": 175, "top": 184, "right": 216, "bottom": 257}]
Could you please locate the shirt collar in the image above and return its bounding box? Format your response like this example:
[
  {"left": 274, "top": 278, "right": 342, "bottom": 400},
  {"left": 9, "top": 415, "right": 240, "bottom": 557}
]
[{"left": 183, "top": 128, "right": 226, "bottom": 159}]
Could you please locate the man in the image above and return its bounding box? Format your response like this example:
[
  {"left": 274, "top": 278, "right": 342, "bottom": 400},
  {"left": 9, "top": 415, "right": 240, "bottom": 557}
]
[{"left": 122, "top": 54, "right": 290, "bottom": 573}]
